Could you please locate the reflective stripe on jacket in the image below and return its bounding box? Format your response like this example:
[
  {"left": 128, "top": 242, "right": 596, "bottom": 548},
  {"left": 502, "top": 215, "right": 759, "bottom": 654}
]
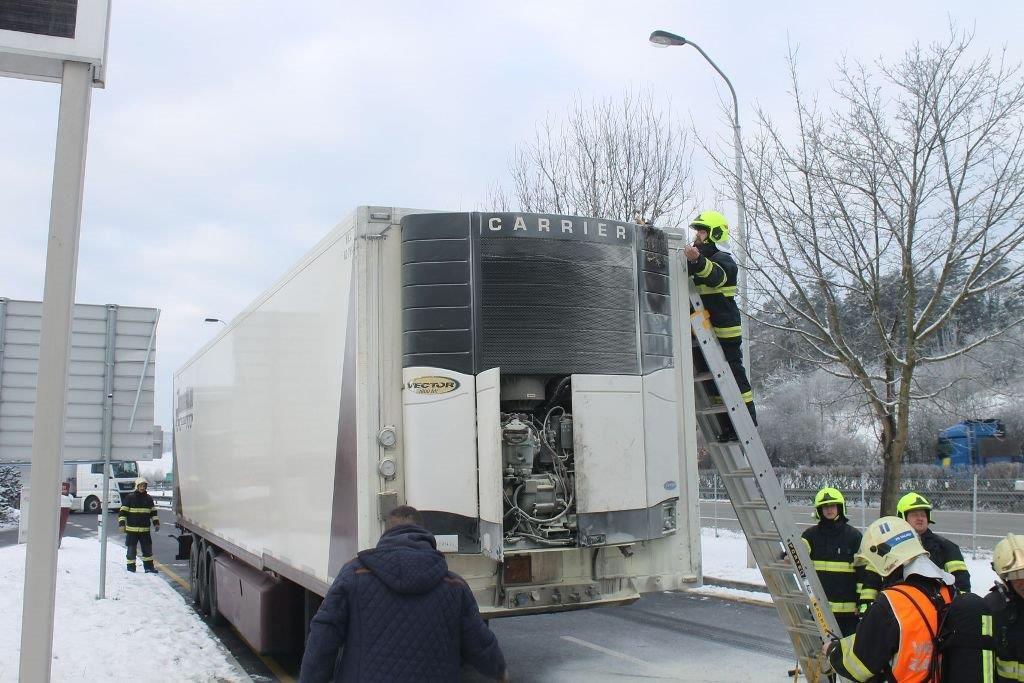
[
  {"left": 117, "top": 490, "right": 158, "bottom": 532},
  {"left": 802, "top": 519, "right": 862, "bottom": 615}
]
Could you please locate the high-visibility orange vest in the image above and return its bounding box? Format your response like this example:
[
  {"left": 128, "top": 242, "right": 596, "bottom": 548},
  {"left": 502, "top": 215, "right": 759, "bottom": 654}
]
[{"left": 884, "top": 584, "right": 953, "bottom": 682}]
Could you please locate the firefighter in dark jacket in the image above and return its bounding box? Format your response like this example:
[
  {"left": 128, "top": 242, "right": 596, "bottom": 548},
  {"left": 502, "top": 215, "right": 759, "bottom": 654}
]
[
  {"left": 683, "top": 210, "right": 755, "bottom": 441},
  {"left": 801, "top": 487, "right": 863, "bottom": 636},
  {"left": 300, "top": 506, "right": 507, "bottom": 683},
  {"left": 826, "top": 516, "right": 994, "bottom": 682},
  {"left": 117, "top": 477, "right": 159, "bottom": 573},
  {"left": 984, "top": 533, "right": 1024, "bottom": 682},
  {"left": 860, "top": 492, "right": 971, "bottom": 614}
]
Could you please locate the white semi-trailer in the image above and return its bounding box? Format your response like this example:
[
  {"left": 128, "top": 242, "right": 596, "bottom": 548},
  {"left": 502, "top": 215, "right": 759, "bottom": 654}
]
[{"left": 173, "top": 206, "right": 702, "bottom": 655}]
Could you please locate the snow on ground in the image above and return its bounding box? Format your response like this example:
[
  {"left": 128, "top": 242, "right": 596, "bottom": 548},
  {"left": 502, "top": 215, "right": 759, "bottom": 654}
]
[
  {"left": 700, "top": 527, "right": 1002, "bottom": 599},
  {"left": 687, "top": 584, "right": 773, "bottom": 604},
  {"left": 0, "top": 536, "right": 245, "bottom": 682}
]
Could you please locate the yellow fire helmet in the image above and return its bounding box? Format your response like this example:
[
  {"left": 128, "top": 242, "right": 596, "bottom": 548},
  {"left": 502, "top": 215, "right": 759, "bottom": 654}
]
[
  {"left": 896, "top": 491, "right": 933, "bottom": 524},
  {"left": 689, "top": 210, "right": 731, "bottom": 251},
  {"left": 992, "top": 533, "right": 1024, "bottom": 582},
  {"left": 855, "top": 516, "right": 928, "bottom": 578},
  {"left": 813, "top": 487, "right": 846, "bottom": 520}
]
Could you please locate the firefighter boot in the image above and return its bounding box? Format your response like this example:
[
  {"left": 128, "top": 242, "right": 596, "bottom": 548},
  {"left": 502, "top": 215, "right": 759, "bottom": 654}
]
[{"left": 715, "top": 414, "right": 738, "bottom": 442}]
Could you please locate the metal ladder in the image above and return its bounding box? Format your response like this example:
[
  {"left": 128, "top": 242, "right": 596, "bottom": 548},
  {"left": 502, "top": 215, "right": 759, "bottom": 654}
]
[{"left": 686, "top": 280, "right": 841, "bottom": 682}]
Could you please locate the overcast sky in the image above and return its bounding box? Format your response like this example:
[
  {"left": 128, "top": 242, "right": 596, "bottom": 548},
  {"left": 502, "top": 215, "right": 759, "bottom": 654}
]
[{"left": 2, "top": 1, "right": 1023, "bottom": 451}]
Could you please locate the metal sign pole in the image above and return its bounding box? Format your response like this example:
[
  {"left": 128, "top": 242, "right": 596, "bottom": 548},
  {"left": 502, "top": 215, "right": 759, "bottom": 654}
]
[
  {"left": 98, "top": 305, "right": 118, "bottom": 599},
  {"left": 19, "top": 60, "right": 93, "bottom": 683}
]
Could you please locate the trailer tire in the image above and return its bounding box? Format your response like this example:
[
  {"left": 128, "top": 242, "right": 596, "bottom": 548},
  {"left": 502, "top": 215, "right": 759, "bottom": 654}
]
[
  {"left": 83, "top": 496, "right": 101, "bottom": 514},
  {"left": 198, "top": 552, "right": 211, "bottom": 617},
  {"left": 189, "top": 537, "right": 205, "bottom": 608},
  {"left": 205, "top": 547, "right": 226, "bottom": 626}
]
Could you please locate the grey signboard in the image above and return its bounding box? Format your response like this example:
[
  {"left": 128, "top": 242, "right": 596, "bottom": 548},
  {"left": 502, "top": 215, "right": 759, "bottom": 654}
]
[{"left": 0, "top": 298, "right": 160, "bottom": 463}]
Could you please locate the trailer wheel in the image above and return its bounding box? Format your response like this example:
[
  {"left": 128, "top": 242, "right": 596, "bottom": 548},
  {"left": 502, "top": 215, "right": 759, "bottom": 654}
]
[
  {"left": 83, "top": 496, "right": 101, "bottom": 514},
  {"left": 205, "top": 547, "right": 226, "bottom": 626},
  {"left": 189, "top": 537, "right": 205, "bottom": 608},
  {"left": 199, "top": 551, "right": 211, "bottom": 616}
]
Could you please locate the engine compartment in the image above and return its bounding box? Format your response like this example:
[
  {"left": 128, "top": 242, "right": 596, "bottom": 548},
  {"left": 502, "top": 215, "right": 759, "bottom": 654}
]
[{"left": 500, "top": 376, "right": 578, "bottom": 550}]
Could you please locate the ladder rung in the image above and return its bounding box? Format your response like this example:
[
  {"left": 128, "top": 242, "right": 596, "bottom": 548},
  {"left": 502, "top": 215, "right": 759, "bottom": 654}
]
[
  {"left": 720, "top": 468, "right": 754, "bottom": 479},
  {"left": 710, "top": 440, "right": 749, "bottom": 451},
  {"left": 746, "top": 532, "right": 782, "bottom": 542},
  {"left": 759, "top": 562, "right": 797, "bottom": 574},
  {"left": 786, "top": 624, "right": 824, "bottom": 639},
  {"left": 697, "top": 404, "right": 730, "bottom": 415},
  {"left": 693, "top": 371, "right": 714, "bottom": 382},
  {"left": 733, "top": 500, "right": 770, "bottom": 511},
  {"left": 773, "top": 593, "right": 812, "bottom": 606}
]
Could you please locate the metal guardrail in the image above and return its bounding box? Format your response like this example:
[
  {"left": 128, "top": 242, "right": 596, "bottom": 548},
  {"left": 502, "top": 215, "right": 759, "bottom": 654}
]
[
  {"left": 699, "top": 473, "right": 1024, "bottom": 513},
  {"left": 700, "top": 473, "right": 1024, "bottom": 555},
  {"left": 762, "top": 487, "right": 1023, "bottom": 513}
]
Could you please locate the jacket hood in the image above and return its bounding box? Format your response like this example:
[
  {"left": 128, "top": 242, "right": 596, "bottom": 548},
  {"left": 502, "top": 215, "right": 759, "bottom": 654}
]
[{"left": 356, "top": 524, "right": 449, "bottom": 595}]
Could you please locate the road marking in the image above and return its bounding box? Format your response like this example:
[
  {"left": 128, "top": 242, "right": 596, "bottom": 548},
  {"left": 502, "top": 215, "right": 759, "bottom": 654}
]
[
  {"left": 561, "top": 635, "right": 680, "bottom": 679},
  {"left": 156, "top": 560, "right": 189, "bottom": 591},
  {"left": 257, "top": 653, "right": 295, "bottom": 683}
]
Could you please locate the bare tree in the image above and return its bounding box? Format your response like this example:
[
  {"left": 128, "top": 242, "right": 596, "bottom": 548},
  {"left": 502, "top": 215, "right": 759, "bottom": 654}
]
[
  {"left": 491, "top": 89, "right": 696, "bottom": 226},
  {"left": 735, "top": 29, "right": 1024, "bottom": 513}
]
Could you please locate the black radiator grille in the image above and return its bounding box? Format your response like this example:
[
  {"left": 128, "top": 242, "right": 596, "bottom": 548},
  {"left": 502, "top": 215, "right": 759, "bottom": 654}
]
[
  {"left": 477, "top": 237, "right": 639, "bottom": 375},
  {"left": 401, "top": 213, "right": 474, "bottom": 374},
  {"left": 637, "top": 226, "right": 674, "bottom": 372}
]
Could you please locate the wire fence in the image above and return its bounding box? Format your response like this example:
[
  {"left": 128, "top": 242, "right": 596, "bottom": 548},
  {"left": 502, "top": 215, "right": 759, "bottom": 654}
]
[{"left": 699, "top": 470, "right": 1024, "bottom": 554}]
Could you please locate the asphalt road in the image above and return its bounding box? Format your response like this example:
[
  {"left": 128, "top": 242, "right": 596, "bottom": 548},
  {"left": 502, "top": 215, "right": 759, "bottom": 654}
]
[
  {"left": 465, "top": 591, "right": 799, "bottom": 682},
  {"left": 5, "top": 505, "right": 803, "bottom": 682},
  {"left": 701, "top": 499, "right": 1024, "bottom": 552}
]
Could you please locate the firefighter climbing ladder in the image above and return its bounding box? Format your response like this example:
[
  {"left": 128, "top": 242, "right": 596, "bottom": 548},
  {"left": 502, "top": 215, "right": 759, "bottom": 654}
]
[{"left": 686, "top": 280, "right": 842, "bottom": 682}]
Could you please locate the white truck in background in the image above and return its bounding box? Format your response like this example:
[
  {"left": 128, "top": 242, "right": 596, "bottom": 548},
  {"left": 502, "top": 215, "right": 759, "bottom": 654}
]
[
  {"left": 173, "top": 206, "right": 702, "bottom": 656},
  {"left": 62, "top": 460, "right": 140, "bottom": 513}
]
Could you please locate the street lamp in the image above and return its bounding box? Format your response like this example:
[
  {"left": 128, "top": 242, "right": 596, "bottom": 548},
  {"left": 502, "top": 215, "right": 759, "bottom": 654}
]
[
  {"left": 649, "top": 28, "right": 751, "bottom": 371},
  {"left": 204, "top": 317, "right": 228, "bottom": 326}
]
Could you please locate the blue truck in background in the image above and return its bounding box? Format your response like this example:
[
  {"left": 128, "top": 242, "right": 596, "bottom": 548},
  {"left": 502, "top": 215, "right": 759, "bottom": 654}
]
[{"left": 937, "top": 419, "right": 1024, "bottom": 467}]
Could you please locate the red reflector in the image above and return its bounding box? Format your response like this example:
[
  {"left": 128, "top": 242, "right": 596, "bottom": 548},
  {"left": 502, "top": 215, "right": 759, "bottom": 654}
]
[{"left": 503, "top": 555, "right": 532, "bottom": 584}]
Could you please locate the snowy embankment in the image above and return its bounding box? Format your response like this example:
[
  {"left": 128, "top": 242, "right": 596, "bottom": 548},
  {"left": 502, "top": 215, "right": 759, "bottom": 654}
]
[
  {"left": 696, "top": 527, "right": 1000, "bottom": 605},
  {"left": 0, "top": 509, "right": 19, "bottom": 532},
  {"left": 0, "top": 536, "right": 245, "bottom": 682}
]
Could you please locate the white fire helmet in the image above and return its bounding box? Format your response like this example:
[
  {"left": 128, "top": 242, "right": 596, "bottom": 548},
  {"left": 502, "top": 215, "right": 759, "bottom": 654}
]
[
  {"left": 854, "top": 516, "right": 928, "bottom": 578},
  {"left": 992, "top": 533, "right": 1024, "bottom": 582}
]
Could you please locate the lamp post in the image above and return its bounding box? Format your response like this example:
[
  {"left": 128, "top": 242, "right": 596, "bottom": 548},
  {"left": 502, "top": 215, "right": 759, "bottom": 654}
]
[
  {"left": 649, "top": 29, "right": 751, "bottom": 370},
  {"left": 204, "top": 317, "right": 228, "bottom": 326}
]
